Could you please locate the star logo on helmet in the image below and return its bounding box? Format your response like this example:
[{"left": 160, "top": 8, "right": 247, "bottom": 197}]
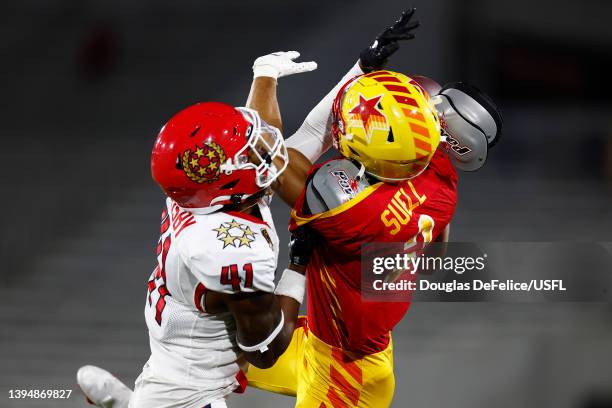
[
  {"left": 213, "top": 219, "right": 257, "bottom": 248},
  {"left": 348, "top": 94, "right": 389, "bottom": 143},
  {"left": 182, "top": 142, "right": 226, "bottom": 184}
]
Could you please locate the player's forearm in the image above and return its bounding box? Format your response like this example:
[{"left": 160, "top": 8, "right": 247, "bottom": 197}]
[
  {"left": 233, "top": 295, "right": 293, "bottom": 369},
  {"left": 245, "top": 76, "right": 304, "bottom": 206},
  {"left": 246, "top": 76, "right": 282, "bottom": 131},
  {"left": 266, "top": 295, "right": 300, "bottom": 362},
  {"left": 247, "top": 52, "right": 316, "bottom": 133},
  {"left": 263, "top": 261, "right": 307, "bottom": 366},
  {"left": 254, "top": 263, "right": 304, "bottom": 366},
  {"left": 241, "top": 297, "right": 298, "bottom": 369},
  {"left": 270, "top": 149, "right": 311, "bottom": 208},
  {"left": 235, "top": 263, "right": 306, "bottom": 369}
]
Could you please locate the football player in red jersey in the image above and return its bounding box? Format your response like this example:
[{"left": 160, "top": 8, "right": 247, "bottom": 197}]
[{"left": 245, "top": 9, "right": 502, "bottom": 407}]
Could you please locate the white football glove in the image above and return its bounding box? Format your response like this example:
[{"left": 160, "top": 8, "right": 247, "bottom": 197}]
[{"left": 253, "top": 51, "right": 317, "bottom": 80}]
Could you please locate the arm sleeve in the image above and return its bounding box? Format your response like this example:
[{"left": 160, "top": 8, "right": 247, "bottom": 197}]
[{"left": 285, "top": 61, "right": 364, "bottom": 163}]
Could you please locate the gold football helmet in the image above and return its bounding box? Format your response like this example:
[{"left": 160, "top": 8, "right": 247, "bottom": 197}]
[{"left": 332, "top": 70, "right": 441, "bottom": 182}]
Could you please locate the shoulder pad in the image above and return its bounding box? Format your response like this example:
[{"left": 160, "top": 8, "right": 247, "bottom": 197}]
[{"left": 305, "top": 159, "right": 371, "bottom": 214}]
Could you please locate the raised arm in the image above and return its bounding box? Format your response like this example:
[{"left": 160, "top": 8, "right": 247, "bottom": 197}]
[
  {"left": 245, "top": 58, "right": 364, "bottom": 208},
  {"left": 246, "top": 76, "right": 282, "bottom": 131},
  {"left": 286, "top": 8, "right": 421, "bottom": 163},
  {"left": 246, "top": 9, "right": 421, "bottom": 208},
  {"left": 246, "top": 51, "right": 316, "bottom": 131},
  {"left": 245, "top": 51, "right": 318, "bottom": 206}
]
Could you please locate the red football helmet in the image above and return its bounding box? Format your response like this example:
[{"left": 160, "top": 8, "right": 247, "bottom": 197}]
[{"left": 151, "top": 102, "right": 287, "bottom": 211}]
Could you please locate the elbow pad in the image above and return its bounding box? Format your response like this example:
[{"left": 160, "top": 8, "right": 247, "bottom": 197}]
[{"left": 431, "top": 82, "right": 503, "bottom": 171}]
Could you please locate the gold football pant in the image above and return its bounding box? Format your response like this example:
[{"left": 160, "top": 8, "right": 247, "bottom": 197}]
[{"left": 246, "top": 317, "right": 395, "bottom": 407}]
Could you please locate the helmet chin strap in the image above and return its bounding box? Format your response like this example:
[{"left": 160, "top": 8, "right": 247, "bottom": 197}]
[
  {"left": 185, "top": 192, "right": 256, "bottom": 215},
  {"left": 225, "top": 189, "right": 268, "bottom": 213},
  {"left": 356, "top": 162, "right": 366, "bottom": 180},
  {"left": 236, "top": 198, "right": 259, "bottom": 212}
]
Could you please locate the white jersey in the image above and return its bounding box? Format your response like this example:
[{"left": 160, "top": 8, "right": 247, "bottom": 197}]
[{"left": 140, "top": 197, "right": 278, "bottom": 406}]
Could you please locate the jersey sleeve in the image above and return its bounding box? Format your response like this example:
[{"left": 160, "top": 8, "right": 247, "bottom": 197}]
[{"left": 179, "top": 220, "right": 277, "bottom": 295}]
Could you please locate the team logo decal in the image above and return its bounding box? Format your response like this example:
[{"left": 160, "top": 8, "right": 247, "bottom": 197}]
[
  {"left": 213, "top": 219, "right": 257, "bottom": 249},
  {"left": 329, "top": 170, "right": 358, "bottom": 197},
  {"left": 348, "top": 94, "right": 389, "bottom": 143},
  {"left": 261, "top": 228, "right": 273, "bottom": 250},
  {"left": 182, "top": 142, "right": 226, "bottom": 184},
  {"left": 440, "top": 113, "right": 471, "bottom": 156},
  {"left": 444, "top": 133, "right": 472, "bottom": 155},
  {"left": 438, "top": 111, "right": 447, "bottom": 130}
]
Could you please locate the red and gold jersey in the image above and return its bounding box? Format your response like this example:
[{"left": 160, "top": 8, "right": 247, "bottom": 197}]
[{"left": 290, "top": 149, "right": 457, "bottom": 355}]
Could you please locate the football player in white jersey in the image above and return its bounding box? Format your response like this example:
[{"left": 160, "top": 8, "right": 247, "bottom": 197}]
[{"left": 77, "top": 51, "right": 319, "bottom": 408}]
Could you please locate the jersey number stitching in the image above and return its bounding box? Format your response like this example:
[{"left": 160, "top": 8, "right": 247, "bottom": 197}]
[
  {"left": 220, "top": 263, "right": 254, "bottom": 292},
  {"left": 147, "top": 208, "right": 172, "bottom": 325}
]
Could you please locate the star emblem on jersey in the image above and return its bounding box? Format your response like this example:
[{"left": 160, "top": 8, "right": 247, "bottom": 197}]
[
  {"left": 213, "top": 219, "right": 257, "bottom": 248},
  {"left": 181, "top": 141, "right": 226, "bottom": 184},
  {"left": 348, "top": 94, "right": 389, "bottom": 143}
]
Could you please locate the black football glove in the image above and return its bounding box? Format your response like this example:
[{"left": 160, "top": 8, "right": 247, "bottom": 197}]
[
  {"left": 359, "top": 8, "right": 420, "bottom": 73},
  {"left": 288, "top": 227, "right": 314, "bottom": 267}
]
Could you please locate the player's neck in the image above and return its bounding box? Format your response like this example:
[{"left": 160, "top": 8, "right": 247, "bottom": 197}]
[
  {"left": 240, "top": 202, "right": 257, "bottom": 215},
  {"left": 224, "top": 198, "right": 259, "bottom": 217},
  {"left": 223, "top": 189, "right": 269, "bottom": 218}
]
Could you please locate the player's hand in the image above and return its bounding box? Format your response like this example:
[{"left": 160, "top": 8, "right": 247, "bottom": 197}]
[
  {"left": 288, "top": 227, "right": 314, "bottom": 271},
  {"left": 359, "top": 8, "right": 420, "bottom": 72},
  {"left": 253, "top": 51, "right": 317, "bottom": 80}
]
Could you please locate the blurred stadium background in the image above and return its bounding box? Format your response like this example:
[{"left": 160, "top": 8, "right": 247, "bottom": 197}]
[{"left": 1, "top": 0, "right": 612, "bottom": 407}]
